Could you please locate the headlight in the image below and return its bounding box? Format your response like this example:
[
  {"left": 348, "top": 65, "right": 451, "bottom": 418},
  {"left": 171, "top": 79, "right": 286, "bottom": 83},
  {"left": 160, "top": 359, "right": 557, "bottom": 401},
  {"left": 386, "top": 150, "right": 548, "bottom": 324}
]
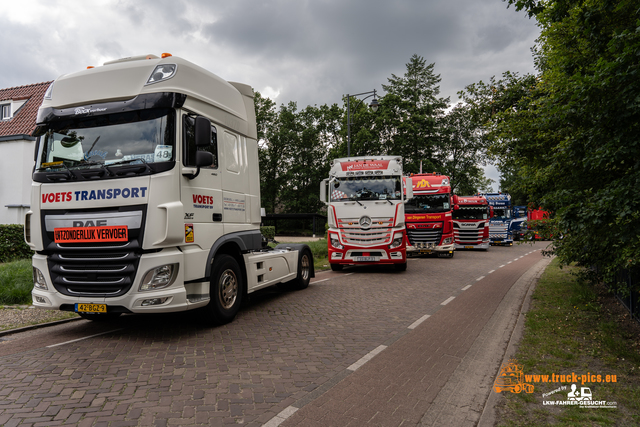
[
  {"left": 139, "top": 264, "right": 178, "bottom": 291},
  {"left": 330, "top": 235, "right": 344, "bottom": 250},
  {"left": 390, "top": 233, "right": 403, "bottom": 249},
  {"left": 33, "top": 267, "right": 48, "bottom": 290},
  {"left": 443, "top": 237, "right": 453, "bottom": 244}
]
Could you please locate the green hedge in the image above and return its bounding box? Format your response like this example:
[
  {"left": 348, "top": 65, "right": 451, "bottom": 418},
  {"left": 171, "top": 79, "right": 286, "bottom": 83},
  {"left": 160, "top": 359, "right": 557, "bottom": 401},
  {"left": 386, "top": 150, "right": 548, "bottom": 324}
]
[
  {"left": 260, "top": 226, "right": 275, "bottom": 241},
  {"left": 0, "top": 225, "right": 34, "bottom": 263}
]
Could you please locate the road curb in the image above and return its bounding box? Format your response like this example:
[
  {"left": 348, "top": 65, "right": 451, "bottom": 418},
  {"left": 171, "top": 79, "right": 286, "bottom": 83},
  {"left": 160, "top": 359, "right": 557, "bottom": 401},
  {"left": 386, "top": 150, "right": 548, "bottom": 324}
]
[
  {"left": 476, "top": 256, "right": 554, "bottom": 427},
  {"left": 0, "top": 316, "right": 83, "bottom": 338}
]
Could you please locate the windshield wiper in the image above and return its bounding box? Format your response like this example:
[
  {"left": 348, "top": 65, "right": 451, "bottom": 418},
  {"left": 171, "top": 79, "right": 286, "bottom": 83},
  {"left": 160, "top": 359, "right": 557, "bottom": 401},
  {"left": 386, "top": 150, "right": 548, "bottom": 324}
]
[
  {"left": 105, "top": 158, "right": 151, "bottom": 176},
  {"left": 37, "top": 163, "right": 75, "bottom": 181}
]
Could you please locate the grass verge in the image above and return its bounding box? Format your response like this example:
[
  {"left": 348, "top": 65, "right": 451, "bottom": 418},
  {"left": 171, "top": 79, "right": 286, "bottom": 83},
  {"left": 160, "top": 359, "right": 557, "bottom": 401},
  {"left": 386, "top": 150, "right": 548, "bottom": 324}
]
[
  {"left": 272, "top": 238, "right": 330, "bottom": 271},
  {"left": 0, "top": 259, "right": 34, "bottom": 305},
  {"left": 495, "top": 258, "right": 640, "bottom": 426}
]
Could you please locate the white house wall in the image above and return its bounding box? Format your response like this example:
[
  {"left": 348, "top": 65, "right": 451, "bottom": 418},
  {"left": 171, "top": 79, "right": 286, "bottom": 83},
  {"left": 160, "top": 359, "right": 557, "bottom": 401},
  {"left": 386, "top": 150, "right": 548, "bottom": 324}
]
[{"left": 0, "top": 138, "right": 34, "bottom": 224}]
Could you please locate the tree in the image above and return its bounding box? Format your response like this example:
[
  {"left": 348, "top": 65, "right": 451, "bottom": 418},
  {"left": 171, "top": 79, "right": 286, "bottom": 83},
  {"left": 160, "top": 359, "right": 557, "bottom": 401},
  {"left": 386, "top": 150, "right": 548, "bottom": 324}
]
[
  {"left": 439, "top": 103, "right": 492, "bottom": 195},
  {"left": 379, "top": 54, "right": 450, "bottom": 174},
  {"left": 496, "top": 0, "right": 640, "bottom": 286}
]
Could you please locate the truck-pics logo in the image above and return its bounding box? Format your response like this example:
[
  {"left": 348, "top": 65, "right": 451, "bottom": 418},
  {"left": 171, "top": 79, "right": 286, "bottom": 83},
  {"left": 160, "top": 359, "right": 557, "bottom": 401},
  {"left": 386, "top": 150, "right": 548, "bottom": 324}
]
[
  {"left": 42, "top": 187, "right": 148, "bottom": 203},
  {"left": 493, "top": 360, "right": 535, "bottom": 394}
]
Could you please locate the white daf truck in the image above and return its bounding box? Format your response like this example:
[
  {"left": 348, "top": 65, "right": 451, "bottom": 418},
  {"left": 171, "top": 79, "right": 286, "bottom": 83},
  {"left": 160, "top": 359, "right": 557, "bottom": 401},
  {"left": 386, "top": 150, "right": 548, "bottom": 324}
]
[
  {"left": 25, "top": 53, "right": 313, "bottom": 324},
  {"left": 320, "top": 156, "right": 412, "bottom": 271}
]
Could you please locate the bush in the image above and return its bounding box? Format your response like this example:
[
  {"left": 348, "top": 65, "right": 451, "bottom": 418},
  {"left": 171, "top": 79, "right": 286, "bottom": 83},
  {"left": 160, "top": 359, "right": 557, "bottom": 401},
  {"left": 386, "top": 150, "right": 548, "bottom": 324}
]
[
  {"left": 260, "top": 226, "right": 275, "bottom": 241},
  {"left": 0, "top": 259, "right": 33, "bottom": 305},
  {"left": 0, "top": 225, "right": 33, "bottom": 263}
]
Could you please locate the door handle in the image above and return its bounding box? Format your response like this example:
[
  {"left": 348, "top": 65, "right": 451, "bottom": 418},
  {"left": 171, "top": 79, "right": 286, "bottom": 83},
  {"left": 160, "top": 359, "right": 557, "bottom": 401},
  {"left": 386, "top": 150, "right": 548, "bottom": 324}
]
[{"left": 212, "top": 213, "right": 222, "bottom": 222}]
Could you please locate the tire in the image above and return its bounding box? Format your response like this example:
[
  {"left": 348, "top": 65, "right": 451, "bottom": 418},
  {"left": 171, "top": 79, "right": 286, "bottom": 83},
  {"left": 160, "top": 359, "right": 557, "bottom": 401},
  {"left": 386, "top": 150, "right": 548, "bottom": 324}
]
[
  {"left": 330, "top": 263, "right": 343, "bottom": 271},
  {"left": 279, "top": 249, "right": 312, "bottom": 290},
  {"left": 203, "top": 254, "right": 243, "bottom": 325},
  {"left": 78, "top": 312, "right": 121, "bottom": 321},
  {"left": 394, "top": 262, "right": 407, "bottom": 272}
]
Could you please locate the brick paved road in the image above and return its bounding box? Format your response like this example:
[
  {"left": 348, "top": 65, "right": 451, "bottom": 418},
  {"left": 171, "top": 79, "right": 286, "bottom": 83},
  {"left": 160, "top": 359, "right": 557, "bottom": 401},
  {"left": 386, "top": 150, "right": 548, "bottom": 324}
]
[{"left": 0, "top": 241, "right": 550, "bottom": 426}]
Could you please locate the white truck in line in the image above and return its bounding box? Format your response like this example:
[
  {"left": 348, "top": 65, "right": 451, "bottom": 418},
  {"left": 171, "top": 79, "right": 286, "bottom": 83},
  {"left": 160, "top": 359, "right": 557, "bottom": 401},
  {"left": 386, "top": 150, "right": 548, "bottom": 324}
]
[
  {"left": 320, "top": 156, "right": 412, "bottom": 271},
  {"left": 25, "top": 53, "right": 313, "bottom": 324}
]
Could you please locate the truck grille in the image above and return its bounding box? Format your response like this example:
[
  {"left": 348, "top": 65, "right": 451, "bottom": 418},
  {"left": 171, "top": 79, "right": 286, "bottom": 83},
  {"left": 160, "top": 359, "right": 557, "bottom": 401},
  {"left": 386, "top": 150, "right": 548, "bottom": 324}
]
[
  {"left": 489, "top": 224, "right": 508, "bottom": 240},
  {"left": 453, "top": 222, "right": 485, "bottom": 244},
  {"left": 338, "top": 217, "right": 393, "bottom": 246},
  {"left": 47, "top": 242, "right": 141, "bottom": 297},
  {"left": 41, "top": 206, "right": 145, "bottom": 298},
  {"left": 407, "top": 228, "right": 442, "bottom": 246}
]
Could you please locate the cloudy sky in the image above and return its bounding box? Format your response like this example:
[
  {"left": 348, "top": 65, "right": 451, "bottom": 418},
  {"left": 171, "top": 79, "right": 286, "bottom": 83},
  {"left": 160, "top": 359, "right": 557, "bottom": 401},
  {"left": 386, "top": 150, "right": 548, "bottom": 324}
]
[{"left": 1, "top": 0, "right": 540, "bottom": 186}]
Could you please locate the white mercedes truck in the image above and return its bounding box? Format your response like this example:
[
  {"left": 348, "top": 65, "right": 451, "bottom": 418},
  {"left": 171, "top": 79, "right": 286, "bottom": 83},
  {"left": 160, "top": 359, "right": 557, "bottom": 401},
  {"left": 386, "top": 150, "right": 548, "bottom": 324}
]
[
  {"left": 320, "top": 156, "right": 412, "bottom": 271},
  {"left": 25, "top": 53, "right": 313, "bottom": 324}
]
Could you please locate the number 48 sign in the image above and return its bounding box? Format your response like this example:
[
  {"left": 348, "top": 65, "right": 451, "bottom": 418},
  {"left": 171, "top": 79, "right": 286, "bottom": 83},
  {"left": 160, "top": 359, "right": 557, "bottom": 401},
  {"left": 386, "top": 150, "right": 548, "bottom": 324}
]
[{"left": 154, "top": 145, "right": 173, "bottom": 162}]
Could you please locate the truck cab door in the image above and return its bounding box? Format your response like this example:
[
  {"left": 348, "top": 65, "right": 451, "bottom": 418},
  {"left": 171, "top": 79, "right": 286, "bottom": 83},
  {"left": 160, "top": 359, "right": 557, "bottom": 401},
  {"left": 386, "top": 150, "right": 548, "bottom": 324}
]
[{"left": 181, "top": 115, "right": 223, "bottom": 267}]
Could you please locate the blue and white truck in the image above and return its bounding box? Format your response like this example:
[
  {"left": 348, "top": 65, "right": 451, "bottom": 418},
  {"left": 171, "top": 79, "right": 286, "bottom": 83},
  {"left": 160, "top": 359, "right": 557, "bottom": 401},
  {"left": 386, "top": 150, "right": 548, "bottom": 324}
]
[{"left": 482, "top": 193, "right": 513, "bottom": 246}]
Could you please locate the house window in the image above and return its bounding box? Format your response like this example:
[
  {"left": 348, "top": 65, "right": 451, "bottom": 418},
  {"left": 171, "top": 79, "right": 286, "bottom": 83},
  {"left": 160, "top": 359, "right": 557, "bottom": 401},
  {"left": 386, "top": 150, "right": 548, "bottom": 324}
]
[{"left": 0, "top": 103, "right": 10, "bottom": 120}]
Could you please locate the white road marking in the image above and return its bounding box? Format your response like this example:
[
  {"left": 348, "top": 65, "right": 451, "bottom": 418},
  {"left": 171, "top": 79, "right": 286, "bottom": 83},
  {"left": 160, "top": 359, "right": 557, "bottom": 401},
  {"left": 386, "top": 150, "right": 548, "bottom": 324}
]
[
  {"left": 262, "top": 406, "right": 299, "bottom": 427},
  {"left": 408, "top": 315, "right": 431, "bottom": 329},
  {"left": 312, "top": 278, "right": 330, "bottom": 284},
  {"left": 47, "top": 329, "right": 123, "bottom": 348},
  {"left": 488, "top": 270, "right": 495, "bottom": 274},
  {"left": 461, "top": 285, "right": 472, "bottom": 291},
  {"left": 441, "top": 296, "right": 455, "bottom": 306},
  {"left": 347, "top": 345, "right": 387, "bottom": 371},
  {"left": 498, "top": 265, "right": 505, "bottom": 268},
  {"left": 476, "top": 276, "right": 485, "bottom": 281}
]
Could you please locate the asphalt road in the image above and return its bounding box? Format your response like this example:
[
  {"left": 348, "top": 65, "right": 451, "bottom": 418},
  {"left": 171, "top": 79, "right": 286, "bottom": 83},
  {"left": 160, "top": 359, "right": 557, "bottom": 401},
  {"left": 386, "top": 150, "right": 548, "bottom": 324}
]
[{"left": 0, "top": 241, "right": 551, "bottom": 426}]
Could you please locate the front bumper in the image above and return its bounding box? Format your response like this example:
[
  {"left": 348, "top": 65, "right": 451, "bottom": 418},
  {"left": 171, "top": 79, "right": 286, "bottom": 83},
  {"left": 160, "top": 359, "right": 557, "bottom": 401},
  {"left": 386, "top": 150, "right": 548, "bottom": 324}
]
[
  {"left": 455, "top": 241, "right": 490, "bottom": 250},
  {"left": 31, "top": 250, "right": 210, "bottom": 314},
  {"left": 406, "top": 243, "right": 455, "bottom": 255},
  {"left": 329, "top": 245, "right": 406, "bottom": 265}
]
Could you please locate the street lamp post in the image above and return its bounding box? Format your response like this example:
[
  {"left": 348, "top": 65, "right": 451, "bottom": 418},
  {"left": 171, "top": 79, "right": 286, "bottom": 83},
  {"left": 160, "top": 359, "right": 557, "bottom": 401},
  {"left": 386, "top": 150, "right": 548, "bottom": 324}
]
[{"left": 345, "top": 89, "right": 379, "bottom": 157}]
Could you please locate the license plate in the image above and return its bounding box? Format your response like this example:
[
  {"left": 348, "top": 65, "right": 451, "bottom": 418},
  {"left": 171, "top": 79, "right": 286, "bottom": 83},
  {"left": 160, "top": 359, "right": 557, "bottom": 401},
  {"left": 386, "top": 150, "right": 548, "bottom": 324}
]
[
  {"left": 354, "top": 257, "right": 378, "bottom": 262},
  {"left": 75, "top": 303, "right": 107, "bottom": 314},
  {"left": 464, "top": 246, "right": 474, "bottom": 249},
  {"left": 420, "top": 250, "right": 433, "bottom": 254}
]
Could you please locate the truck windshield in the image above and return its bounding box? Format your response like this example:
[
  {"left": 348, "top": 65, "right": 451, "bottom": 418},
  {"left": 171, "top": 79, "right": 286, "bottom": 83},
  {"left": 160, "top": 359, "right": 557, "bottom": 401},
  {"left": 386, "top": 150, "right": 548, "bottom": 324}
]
[
  {"left": 35, "top": 109, "right": 175, "bottom": 172},
  {"left": 492, "top": 208, "right": 511, "bottom": 220},
  {"left": 405, "top": 194, "right": 450, "bottom": 213},
  {"left": 330, "top": 176, "right": 402, "bottom": 202},
  {"left": 453, "top": 207, "right": 488, "bottom": 220}
]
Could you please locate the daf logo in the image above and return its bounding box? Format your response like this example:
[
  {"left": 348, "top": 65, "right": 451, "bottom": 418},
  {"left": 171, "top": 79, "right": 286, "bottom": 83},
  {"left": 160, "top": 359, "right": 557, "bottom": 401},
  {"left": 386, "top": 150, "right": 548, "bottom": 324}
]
[{"left": 359, "top": 216, "right": 372, "bottom": 229}]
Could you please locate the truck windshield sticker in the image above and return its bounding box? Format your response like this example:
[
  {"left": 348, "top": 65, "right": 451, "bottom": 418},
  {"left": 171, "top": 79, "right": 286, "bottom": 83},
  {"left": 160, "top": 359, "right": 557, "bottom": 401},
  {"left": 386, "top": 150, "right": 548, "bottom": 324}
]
[
  {"left": 340, "top": 160, "right": 390, "bottom": 171},
  {"left": 54, "top": 225, "right": 128, "bottom": 243},
  {"left": 154, "top": 145, "right": 173, "bottom": 162}
]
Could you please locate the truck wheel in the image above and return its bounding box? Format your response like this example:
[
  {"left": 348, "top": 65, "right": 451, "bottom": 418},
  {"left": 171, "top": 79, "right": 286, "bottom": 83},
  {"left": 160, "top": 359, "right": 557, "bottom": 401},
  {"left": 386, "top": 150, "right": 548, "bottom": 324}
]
[
  {"left": 330, "top": 263, "right": 343, "bottom": 271},
  {"left": 394, "top": 262, "right": 407, "bottom": 272},
  {"left": 205, "top": 254, "right": 243, "bottom": 325},
  {"left": 280, "top": 248, "right": 312, "bottom": 290}
]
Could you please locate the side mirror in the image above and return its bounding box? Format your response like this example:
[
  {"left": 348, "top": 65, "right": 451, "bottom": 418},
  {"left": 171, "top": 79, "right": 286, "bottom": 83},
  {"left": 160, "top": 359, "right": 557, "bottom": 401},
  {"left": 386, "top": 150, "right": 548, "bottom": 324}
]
[
  {"left": 404, "top": 177, "right": 413, "bottom": 201},
  {"left": 184, "top": 151, "right": 214, "bottom": 180},
  {"left": 195, "top": 116, "right": 211, "bottom": 147},
  {"left": 319, "top": 178, "right": 329, "bottom": 205}
]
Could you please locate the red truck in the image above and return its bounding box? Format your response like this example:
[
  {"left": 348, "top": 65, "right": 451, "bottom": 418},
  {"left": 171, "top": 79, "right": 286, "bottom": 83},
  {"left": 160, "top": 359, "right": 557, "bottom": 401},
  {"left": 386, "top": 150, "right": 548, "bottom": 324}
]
[
  {"left": 527, "top": 207, "right": 551, "bottom": 240},
  {"left": 403, "top": 173, "right": 455, "bottom": 258},
  {"left": 451, "top": 195, "right": 491, "bottom": 250}
]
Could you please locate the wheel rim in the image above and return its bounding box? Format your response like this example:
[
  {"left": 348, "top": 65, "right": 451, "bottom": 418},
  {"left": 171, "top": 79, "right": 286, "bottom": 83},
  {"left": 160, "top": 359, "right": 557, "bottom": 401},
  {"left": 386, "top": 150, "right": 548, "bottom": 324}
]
[
  {"left": 218, "top": 269, "right": 238, "bottom": 309},
  {"left": 301, "top": 254, "right": 310, "bottom": 281}
]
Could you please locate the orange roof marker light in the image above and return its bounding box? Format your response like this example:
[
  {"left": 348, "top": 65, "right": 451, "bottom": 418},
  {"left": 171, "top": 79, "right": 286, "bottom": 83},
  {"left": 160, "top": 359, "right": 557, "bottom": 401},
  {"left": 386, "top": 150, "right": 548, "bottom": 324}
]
[
  {"left": 161, "top": 53, "right": 172, "bottom": 58},
  {"left": 87, "top": 66, "right": 95, "bottom": 69}
]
